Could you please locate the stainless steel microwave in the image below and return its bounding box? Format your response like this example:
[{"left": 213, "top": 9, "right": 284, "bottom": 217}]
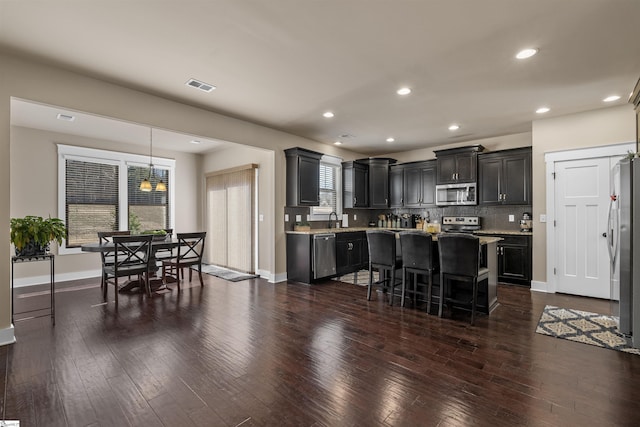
[{"left": 435, "top": 183, "right": 477, "bottom": 206}]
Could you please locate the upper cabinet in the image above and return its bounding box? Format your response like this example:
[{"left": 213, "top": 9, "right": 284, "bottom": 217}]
[
  {"left": 478, "top": 147, "right": 531, "bottom": 205},
  {"left": 403, "top": 160, "right": 436, "bottom": 207},
  {"left": 342, "top": 161, "right": 369, "bottom": 208},
  {"left": 389, "top": 164, "right": 404, "bottom": 207},
  {"left": 434, "top": 145, "right": 484, "bottom": 184},
  {"left": 363, "top": 158, "right": 395, "bottom": 209},
  {"left": 285, "top": 147, "right": 323, "bottom": 207}
]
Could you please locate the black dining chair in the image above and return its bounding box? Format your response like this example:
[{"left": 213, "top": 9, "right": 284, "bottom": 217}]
[
  {"left": 103, "top": 235, "right": 153, "bottom": 304},
  {"left": 161, "top": 232, "right": 206, "bottom": 291},
  {"left": 365, "top": 230, "right": 402, "bottom": 306},
  {"left": 399, "top": 231, "right": 434, "bottom": 312},
  {"left": 97, "top": 230, "right": 131, "bottom": 291},
  {"left": 153, "top": 228, "right": 174, "bottom": 263},
  {"left": 437, "top": 233, "right": 489, "bottom": 325}
]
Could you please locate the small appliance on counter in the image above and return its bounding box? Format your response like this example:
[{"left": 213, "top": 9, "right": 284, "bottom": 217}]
[
  {"left": 520, "top": 213, "right": 532, "bottom": 232},
  {"left": 400, "top": 213, "right": 416, "bottom": 229}
]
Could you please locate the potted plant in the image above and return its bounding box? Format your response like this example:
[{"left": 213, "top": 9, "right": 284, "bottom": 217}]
[
  {"left": 10, "top": 215, "right": 67, "bottom": 257},
  {"left": 294, "top": 221, "right": 311, "bottom": 231}
]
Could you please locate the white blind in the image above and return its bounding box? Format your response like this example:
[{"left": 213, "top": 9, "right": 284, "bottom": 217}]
[
  {"left": 127, "top": 165, "right": 170, "bottom": 233},
  {"left": 311, "top": 161, "right": 340, "bottom": 216}
]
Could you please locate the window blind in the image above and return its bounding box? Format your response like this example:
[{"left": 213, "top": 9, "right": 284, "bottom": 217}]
[
  {"left": 314, "top": 162, "right": 338, "bottom": 215},
  {"left": 127, "top": 165, "right": 170, "bottom": 233}
]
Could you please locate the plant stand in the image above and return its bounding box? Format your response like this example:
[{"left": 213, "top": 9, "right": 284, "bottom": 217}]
[{"left": 11, "top": 254, "right": 55, "bottom": 326}]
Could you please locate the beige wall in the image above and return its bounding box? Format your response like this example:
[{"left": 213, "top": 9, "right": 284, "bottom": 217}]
[
  {"left": 531, "top": 104, "right": 636, "bottom": 284},
  {"left": 9, "top": 126, "right": 201, "bottom": 282}
]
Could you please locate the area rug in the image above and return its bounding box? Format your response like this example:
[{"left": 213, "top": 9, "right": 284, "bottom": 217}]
[
  {"left": 332, "top": 270, "right": 377, "bottom": 287},
  {"left": 536, "top": 305, "right": 640, "bottom": 355},
  {"left": 195, "top": 264, "right": 259, "bottom": 282}
]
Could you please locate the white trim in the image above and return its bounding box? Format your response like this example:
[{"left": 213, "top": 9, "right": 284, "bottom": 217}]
[
  {"left": 530, "top": 280, "right": 551, "bottom": 293},
  {"left": 0, "top": 324, "right": 16, "bottom": 346},
  {"left": 258, "top": 269, "right": 287, "bottom": 283},
  {"left": 12, "top": 269, "right": 101, "bottom": 288},
  {"left": 57, "top": 144, "right": 176, "bottom": 254},
  {"left": 544, "top": 142, "right": 635, "bottom": 294}
]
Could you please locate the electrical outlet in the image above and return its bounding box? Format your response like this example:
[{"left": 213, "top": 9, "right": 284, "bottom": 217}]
[
  {"left": 306, "top": 214, "right": 310, "bottom": 222},
  {"left": 284, "top": 214, "right": 289, "bottom": 222},
  {"left": 509, "top": 214, "right": 515, "bottom": 222},
  {"left": 259, "top": 214, "right": 264, "bottom": 222},
  {"left": 295, "top": 215, "right": 301, "bottom": 222},
  {"left": 354, "top": 214, "right": 357, "bottom": 221},
  {"left": 540, "top": 214, "right": 547, "bottom": 223}
]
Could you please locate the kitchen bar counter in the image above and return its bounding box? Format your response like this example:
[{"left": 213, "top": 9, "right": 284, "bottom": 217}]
[
  {"left": 475, "top": 229, "right": 533, "bottom": 236},
  {"left": 286, "top": 227, "right": 502, "bottom": 244}
]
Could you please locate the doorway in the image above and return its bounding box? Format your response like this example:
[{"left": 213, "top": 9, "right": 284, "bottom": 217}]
[
  {"left": 545, "top": 143, "right": 634, "bottom": 298},
  {"left": 205, "top": 164, "right": 257, "bottom": 273}
]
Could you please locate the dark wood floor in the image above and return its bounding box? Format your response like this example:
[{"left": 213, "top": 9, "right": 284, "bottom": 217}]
[{"left": 2, "top": 274, "right": 640, "bottom": 427}]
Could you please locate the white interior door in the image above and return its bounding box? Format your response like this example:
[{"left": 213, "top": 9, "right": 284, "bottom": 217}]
[{"left": 555, "top": 157, "right": 611, "bottom": 298}]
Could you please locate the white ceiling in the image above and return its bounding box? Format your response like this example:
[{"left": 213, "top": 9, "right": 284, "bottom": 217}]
[{"left": 2, "top": 0, "right": 640, "bottom": 155}]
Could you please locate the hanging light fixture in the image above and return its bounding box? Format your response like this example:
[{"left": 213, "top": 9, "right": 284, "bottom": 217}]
[{"left": 139, "top": 128, "right": 167, "bottom": 192}]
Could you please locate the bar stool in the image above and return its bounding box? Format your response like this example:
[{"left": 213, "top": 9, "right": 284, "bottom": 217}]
[
  {"left": 437, "top": 233, "right": 489, "bottom": 325},
  {"left": 399, "top": 231, "right": 434, "bottom": 312},
  {"left": 365, "top": 230, "right": 403, "bottom": 306}
]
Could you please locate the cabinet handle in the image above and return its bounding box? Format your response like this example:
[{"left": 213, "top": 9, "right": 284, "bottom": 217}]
[
  {"left": 401, "top": 197, "right": 403, "bottom": 204},
  {"left": 452, "top": 173, "right": 455, "bottom": 180},
  {"left": 503, "top": 194, "right": 506, "bottom": 201},
  {"left": 354, "top": 197, "right": 357, "bottom": 204},
  {"left": 385, "top": 198, "right": 388, "bottom": 205}
]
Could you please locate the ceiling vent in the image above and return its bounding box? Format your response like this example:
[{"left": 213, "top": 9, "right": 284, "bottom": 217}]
[
  {"left": 186, "top": 78, "right": 216, "bottom": 92},
  {"left": 56, "top": 113, "right": 75, "bottom": 122}
]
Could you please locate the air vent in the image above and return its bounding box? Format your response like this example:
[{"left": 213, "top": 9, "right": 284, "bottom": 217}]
[
  {"left": 56, "top": 113, "right": 75, "bottom": 122},
  {"left": 339, "top": 133, "right": 355, "bottom": 139},
  {"left": 186, "top": 78, "right": 216, "bottom": 92}
]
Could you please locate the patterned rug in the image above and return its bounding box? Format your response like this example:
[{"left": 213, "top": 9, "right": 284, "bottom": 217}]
[
  {"left": 332, "top": 270, "right": 378, "bottom": 287},
  {"left": 194, "top": 264, "right": 259, "bottom": 282},
  {"left": 536, "top": 305, "right": 640, "bottom": 355}
]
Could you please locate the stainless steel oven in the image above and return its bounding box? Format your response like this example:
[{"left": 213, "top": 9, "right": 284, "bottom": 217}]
[{"left": 435, "top": 183, "right": 477, "bottom": 206}]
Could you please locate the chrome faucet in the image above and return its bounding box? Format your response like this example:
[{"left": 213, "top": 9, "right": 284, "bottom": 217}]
[{"left": 328, "top": 211, "right": 339, "bottom": 229}]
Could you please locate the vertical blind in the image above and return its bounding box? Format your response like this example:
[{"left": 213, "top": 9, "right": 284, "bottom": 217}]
[
  {"left": 206, "top": 166, "right": 256, "bottom": 273},
  {"left": 65, "top": 159, "right": 119, "bottom": 247}
]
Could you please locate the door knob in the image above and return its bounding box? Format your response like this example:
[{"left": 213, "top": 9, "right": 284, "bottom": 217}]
[{"left": 602, "top": 232, "right": 607, "bottom": 237}]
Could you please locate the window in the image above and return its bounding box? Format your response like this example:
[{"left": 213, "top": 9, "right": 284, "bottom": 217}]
[
  {"left": 58, "top": 145, "right": 175, "bottom": 253},
  {"left": 310, "top": 155, "right": 342, "bottom": 219}
]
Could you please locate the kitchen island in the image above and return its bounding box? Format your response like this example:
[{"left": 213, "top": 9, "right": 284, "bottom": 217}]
[{"left": 286, "top": 228, "right": 501, "bottom": 314}]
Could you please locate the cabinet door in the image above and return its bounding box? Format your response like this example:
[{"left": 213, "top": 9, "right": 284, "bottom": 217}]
[
  {"left": 420, "top": 163, "right": 436, "bottom": 206},
  {"left": 389, "top": 166, "right": 404, "bottom": 207},
  {"left": 353, "top": 236, "right": 365, "bottom": 270},
  {"left": 499, "top": 244, "right": 529, "bottom": 280},
  {"left": 298, "top": 156, "right": 320, "bottom": 205},
  {"left": 502, "top": 154, "right": 530, "bottom": 205},
  {"left": 437, "top": 155, "right": 457, "bottom": 184},
  {"left": 369, "top": 162, "right": 389, "bottom": 208},
  {"left": 403, "top": 166, "right": 421, "bottom": 207},
  {"left": 454, "top": 152, "right": 476, "bottom": 182},
  {"left": 479, "top": 157, "right": 502, "bottom": 204},
  {"left": 335, "top": 237, "right": 351, "bottom": 275},
  {"left": 353, "top": 165, "right": 369, "bottom": 207}
]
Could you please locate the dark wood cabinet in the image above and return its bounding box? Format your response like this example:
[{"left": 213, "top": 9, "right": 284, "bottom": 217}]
[
  {"left": 479, "top": 147, "right": 531, "bottom": 205},
  {"left": 404, "top": 160, "right": 436, "bottom": 207},
  {"left": 389, "top": 165, "right": 404, "bottom": 207},
  {"left": 285, "top": 147, "right": 323, "bottom": 207},
  {"left": 434, "top": 145, "right": 484, "bottom": 184},
  {"left": 367, "top": 159, "right": 392, "bottom": 208},
  {"left": 286, "top": 233, "right": 314, "bottom": 283},
  {"left": 494, "top": 234, "right": 531, "bottom": 286},
  {"left": 342, "top": 161, "right": 369, "bottom": 208},
  {"left": 336, "top": 231, "right": 367, "bottom": 275}
]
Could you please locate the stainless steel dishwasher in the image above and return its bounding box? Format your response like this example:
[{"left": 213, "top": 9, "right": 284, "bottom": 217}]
[{"left": 313, "top": 233, "right": 336, "bottom": 279}]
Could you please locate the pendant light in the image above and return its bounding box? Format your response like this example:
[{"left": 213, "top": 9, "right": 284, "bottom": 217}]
[{"left": 140, "top": 128, "right": 167, "bottom": 192}]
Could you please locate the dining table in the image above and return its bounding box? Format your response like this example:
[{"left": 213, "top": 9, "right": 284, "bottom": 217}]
[{"left": 81, "top": 238, "right": 180, "bottom": 293}]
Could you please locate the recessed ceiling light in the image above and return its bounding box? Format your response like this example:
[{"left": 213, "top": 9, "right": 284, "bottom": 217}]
[
  {"left": 448, "top": 124, "right": 460, "bottom": 131},
  {"left": 386, "top": 137, "right": 395, "bottom": 143},
  {"left": 516, "top": 48, "right": 538, "bottom": 59},
  {"left": 603, "top": 95, "right": 621, "bottom": 103},
  {"left": 397, "top": 87, "right": 411, "bottom": 96},
  {"left": 185, "top": 78, "right": 216, "bottom": 92},
  {"left": 333, "top": 141, "right": 342, "bottom": 145},
  {"left": 56, "top": 113, "right": 75, "bottom": 122},
  {"left": 536, "top": 107, "right": 550, "bottom": 114},
  {"left": 323, "top": 111, "right": 335, "bottom": 118},
  {"left": 190, "top": 139, "right": 201, "bottom": 144}
]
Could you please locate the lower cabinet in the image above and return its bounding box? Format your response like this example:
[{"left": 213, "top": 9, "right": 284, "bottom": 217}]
[
  {"left": 336, "top": 232, "right": 368, "bottom": 276},
  {"left": 495, "top": 235, "right": 531, "bottom": 286}
]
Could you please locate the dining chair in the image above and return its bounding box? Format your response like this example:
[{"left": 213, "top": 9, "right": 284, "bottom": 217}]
[
  {"left": 102, "top": 235, "right": 153, "bottom": 304},
  {"left": 97, "top": 230, "right": 131, "bottom": 291},
  {"left": 161, "top": 232, "right": 206, "bottom": 291},
  {"left": 151, "top": 228, "right": 175, "bottom": 265},
  {"left": 437, "top": 233, "right": 489, "bottom": 325},
  {"left": 365, "top": 230, "right": 403, "bottom": 306},
  {"left": 399, "top": 231, "right": 434, "bottom": 312}
]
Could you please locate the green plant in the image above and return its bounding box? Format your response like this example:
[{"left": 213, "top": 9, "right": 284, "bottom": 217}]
[
  {"left": 141, "top": 229, "right": 167, "bottom": 235},
  {"left": 128, "top": 211, "right": 142, "bottom": 235},
  {"left": 625, "top": 150, "right": 639, "bottom": 160},
  {"left": 10, "top": 215, "right": 67, "bottom": 254}
]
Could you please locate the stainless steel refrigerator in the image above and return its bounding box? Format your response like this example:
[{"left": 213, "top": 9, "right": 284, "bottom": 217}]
[{"left": 608, "top": 157, "right": 640, "bottom": 347}]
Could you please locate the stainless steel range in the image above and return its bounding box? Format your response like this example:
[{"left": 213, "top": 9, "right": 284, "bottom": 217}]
[{"left": 441, "top": 216, "right": 481, "bottom": 233}]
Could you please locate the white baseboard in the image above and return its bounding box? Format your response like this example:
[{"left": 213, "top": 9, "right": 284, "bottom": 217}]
[
  {"left": 257, "top": 269, "right": 287, "bottom": 283},
  {"left": 531, "top": 280, "right": 552, "bottom": 293},
  {"left": 12, "top": 269, "right": 100, "bottom": 288},
  {"left": 0, "top": 324, "right": 16, "bottom": 346}
]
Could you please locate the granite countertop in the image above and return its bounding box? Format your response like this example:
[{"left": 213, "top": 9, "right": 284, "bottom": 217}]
[
  {"left": 285, "top": 227, "right": 502, "bottom": 244},
  {"left": 474, "top": 229, "right": 533, "bottom": 236}
]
